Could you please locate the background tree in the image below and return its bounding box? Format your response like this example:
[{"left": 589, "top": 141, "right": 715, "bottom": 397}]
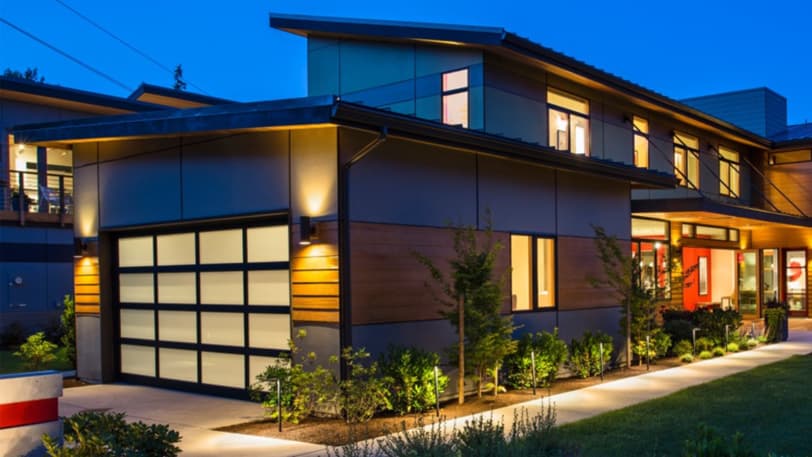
[
  {"left": 60, "top": 294, "right": 76, "bottom": 366},
  {"left": 3, "top": 67, "right": 45, "bottom": 82},
  {"left": 173, "top": 64, "right": 187, "bottom": 91},
  {"left": 416, "top": 219, "right": 517, "bottom": 400},
  {"left": 14, "top": 332, "right": 57, "bottom": 370}
]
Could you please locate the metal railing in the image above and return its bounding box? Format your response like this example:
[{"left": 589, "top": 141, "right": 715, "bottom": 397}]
[{"left": 1, "top": 170, "right": 74, "bottom": 221}]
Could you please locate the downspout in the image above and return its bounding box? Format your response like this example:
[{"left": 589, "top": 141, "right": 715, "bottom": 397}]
[{"left": 338, "top": 126, "right": 387, "bottom": 377}]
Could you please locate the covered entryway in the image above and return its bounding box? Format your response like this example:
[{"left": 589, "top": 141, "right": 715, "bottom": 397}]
[{"left": 114, "top": 218, "right": 291, "bottom": 396}]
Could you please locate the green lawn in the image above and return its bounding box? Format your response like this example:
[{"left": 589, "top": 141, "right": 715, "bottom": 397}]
[
  {"left": 558, "top": 355, "right": 812, "bottom": 457},
  {"left": 0, "top": 347, "right": 73, "bottom": 375}
]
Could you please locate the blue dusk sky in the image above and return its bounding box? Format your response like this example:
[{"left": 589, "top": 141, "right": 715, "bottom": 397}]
[{"left": 2, "top": 0, "right": 811, "bottom": 125}]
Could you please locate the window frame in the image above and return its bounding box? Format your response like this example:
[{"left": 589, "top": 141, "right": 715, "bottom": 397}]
[
  {"left": 441, "top": 67, "right": 469, "bottom": 128},
  {"left": 547, "top": 88, "right": 590, "bottom": 156},
  {"left": 673, "top": 132, "right": 700, "bottom": 189},
  {"left": 510, "top": 233, "right": 557, "bottom": 312},
  {"left": 631, "top": 216, "right": 671, "bottom": 300},
  {"left": 718, "top": 146, "right": 740, "bottom": 198},
  {"left": 632, "top": 116, "right": 649, "bottom": 168}
]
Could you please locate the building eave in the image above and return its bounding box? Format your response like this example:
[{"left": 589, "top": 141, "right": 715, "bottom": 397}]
[{"left": 631, "top": 198, "right": 812, "bottom": 228}]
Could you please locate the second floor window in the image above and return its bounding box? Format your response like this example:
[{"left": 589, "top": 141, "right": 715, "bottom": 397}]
[
  {"left": 633, "top": 117, "right": 649, "bottom": 168},
  {"left": 673, "top": 132, "right": 699, "bottom": 189},
  {"left": 511, "top": 235, "right": 556, "bottom": 311},
  {"left": 718, "top": 146, "right": 740, "bottom": 197},
  {"left": 442, "top": 68, "right": 468, "bottom": 128},
  {"left": 547, "top": 88, "right": 589, "bottom": 155}
]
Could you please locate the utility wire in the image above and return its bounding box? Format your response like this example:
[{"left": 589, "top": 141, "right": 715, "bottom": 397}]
[
  {"left": 0, "top": 16, "right": 132, "bottom": 92},
  {"left": 53, "top": 0, "right": 209, "bottom": 94}
]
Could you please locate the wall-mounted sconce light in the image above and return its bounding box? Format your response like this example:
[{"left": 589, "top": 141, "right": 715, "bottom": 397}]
[
  {"left": 74, "top": 238, "right": 88, "bottom": 258},
  {"left": 299, "top": 216, "right": 318, "bottom": 246}
]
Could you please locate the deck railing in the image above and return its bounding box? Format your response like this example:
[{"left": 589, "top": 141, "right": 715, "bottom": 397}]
[{"left": 1, "top": 171, "right": 74, "bottom": 223}]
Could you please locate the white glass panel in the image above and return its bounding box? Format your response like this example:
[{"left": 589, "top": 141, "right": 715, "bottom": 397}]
[
  {"left": 536, "top": 238, "right": 556, "bottom": 308},
  {"left": 247, "top": 226, "right": 289, "bottom": 263},
  {"left": 158, "top": 310, "right": 196, "bottom": 343},
  {"left": 200, "top": 271, "right": 244, "bottom": 305},
  {"left": 159, "top": 348, "right": 197, "bottom": 382},
  {"left": 249, "top": 313, "right": 290, "bottom": 349},
  {"left": 249, "top": 356, "right": 289, "bottom": 386},
  {"left": 547, "top": 88, "right": 589, "bottom": 114},
  {"left": 572, "top": 116, "right": 588, "bottom": 155},
  {"left": 201, "top": 312, "right": 244, "bottom": 346},
  {"left": 158, "top": 273, "right": 196, "bottom": 304},
  {"left": 120, "top": 309, "right": 155, "bottom": 340},
  {"left": 118, "top": 237, "right": 153, "bottom": 267},
  {"left": 119, "top": 273, "right": 154, "bottom": 303},
  {"left": 510, "top": 235, "right": 531, "bottom": 311},
  {"left": 442, "top": 68, "right": 468, "bottom": 91},
  {"left": 121, "top": 344, "right": 155, "bottom": 377},
  {"left": 674, "top": 132, "right": 699, "bottom": 149},
  {"left": 548, "top": 109, "right": 568, "bottom": 151},
  {"left": 157, "top": 233, "right": 196, "bottom": 266},
  {"left": 201, "top": 352, "right": 244, "bottom": 388},
  {"left": 199, "top": 229, "right": 243, "bottom": 264},
  {"left": 442, "top": 91, "right": 468, "bottom": 128},
  {"left": 631, "top": 218, "right": 668, "bottom": 240},
  {"left": 248, "top": 270, "right": 290, "bottom": 306}
]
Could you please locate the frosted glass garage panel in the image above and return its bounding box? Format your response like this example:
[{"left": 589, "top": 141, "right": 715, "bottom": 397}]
[
  {"left": 199, "top": 229, "right": 243, "bottom": 264},
  {"left": 200, "top": 271, "right": 243, "bottom": 305},
  {"left": 159, "top": 348, "right": 197, "bottom": 382},
  {"left": 158, "top": 310, "right": 196, "bottom": 343},
  {"left": 201, "top": 352, "right": 244, "bottom": 388},
  {"left": 200, "top": 312, "right": 244, "bottom": 346},
  {"left": 248, "top": 270, "right": 290, "bottom": 306},
  {"left": 121, "top": 345, "right": 155, "bottom": 377},
  {"left": 247, "top": 226, "right": 289, "bottom": 262},
  {"left": 118, "top": 237, "right": 154, "bottom": 267},
  {"left": 249, "top": 356, "right": 289, "bottom": 386},
  {"left": 120, "top": 309, "right": 155, "bottom": 340},
  {"left": 158, "top": 273, "right": 196, "bottom": 304},
  {"left": 249, "top": 313, "right": 290, "bottom": 349},
  {"left": 119, "top": 274, "right": 154, "bottom": 303},
  {"left": 157, "top": 233, "right": 196, "bottom": 266}
]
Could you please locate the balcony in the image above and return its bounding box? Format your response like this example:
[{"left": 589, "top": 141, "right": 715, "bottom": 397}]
[{"left": 1, "top": 170, "right": 73, "bottom": 226}]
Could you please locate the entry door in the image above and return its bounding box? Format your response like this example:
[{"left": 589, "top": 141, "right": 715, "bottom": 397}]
[
  {"left": 785, "top": 249, "right": 807, "bottom": 316},
  {"left": 115, "top": 221, "right": 291, "bottom": 395}
]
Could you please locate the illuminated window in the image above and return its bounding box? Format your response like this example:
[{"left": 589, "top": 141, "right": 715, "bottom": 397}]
[
  {"left": 718, "top": 146, "right": 740, "bottom": 197},
  {"left": 547, "top": 88, "right": 589, "bottom": 155},
  {"left": 511, "top": 235, "right": 556, "bottom": 311},
  {"left": 633, "top": 117, "right": 649, "bottom": 168},
  {"left": 442, "top": 68, "right": 468, "bottom": 128},
  {"left": 631, "top": 217, "right": 670, "bottom": 299},
  {"left": 674, "top": 132, "right": 699, "bottom": 188}
]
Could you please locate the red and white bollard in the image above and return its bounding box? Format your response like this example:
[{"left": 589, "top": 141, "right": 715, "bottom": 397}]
[{"left": 0, "top": 370, "right": 63, "bottom": 457}]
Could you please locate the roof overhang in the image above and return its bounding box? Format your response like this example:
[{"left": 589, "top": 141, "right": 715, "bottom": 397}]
[
  {"left": 128, "top": 83, "right": 234, "bottom": 108},
  {"left": 12, "top": 95, "right": 675, "bottom": 189},
  {"left": 632, "top": 198, "right": 812, "bottom": 230}
]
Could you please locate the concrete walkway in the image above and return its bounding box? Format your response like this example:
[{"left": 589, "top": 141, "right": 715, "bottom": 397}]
[{"left": 60, "top": 328, "right": 812, "bottom": 456}]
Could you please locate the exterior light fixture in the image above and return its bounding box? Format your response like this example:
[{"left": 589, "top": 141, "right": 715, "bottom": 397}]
[
  {"left": 74, "top": 238, "right": 88, "bottom": 258},
  {"left": 299, "top": 216, "right": 317, "bottom": 245}
]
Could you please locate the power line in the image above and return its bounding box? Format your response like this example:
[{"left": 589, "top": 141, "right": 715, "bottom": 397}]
[
  {"left": 53, "top": 0, "right": 209, "bottom": 94},
  {"left": 0, "top": 16, "right": 132, "bottom": 92}
]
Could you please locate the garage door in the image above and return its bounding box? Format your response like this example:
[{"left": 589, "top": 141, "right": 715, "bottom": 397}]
[{"left": 115, "top": 221, "right": 291, "bottom": 395}]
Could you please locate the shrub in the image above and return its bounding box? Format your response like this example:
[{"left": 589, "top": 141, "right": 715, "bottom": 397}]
[
  {"left": 14, "top": 331, "right": 58, "bottom": 370},
  {"left": 42, "top": 411, "right": 181, "bottom": 456},
  {"left": 663, "top": 318, "right": 694, "bottom": 346},
  {"left": 698, "top": 350, "right": 713, "bottom": 360},
  {"left": 0, "top": 321, "right": 25, "bottom": 348},
  {"left": 569, "top": 331, "right": 612, "bottom": 378},
  {"left": 338, "top": 347, "right": 391, "bottom": 424},
  {"left": 508, "top": 399, "right": 577, "bottom": 456},
  {"left": 747, "top": 338, "right": 759, "bottom": 349},
  {"left": 681, "top": 424, "right": 756, "bottom": 457},
  {"left": 726, "top": 342, "right": 740, "bottom": 353},
  {"left": 379, "top": 346, "right": 447, "bottom": 415},
  {"left": 504, "top": 329, "right": 568, "bottom": 389},
  {"left": 250, "top": 330, "right": 337, "bottom": 424},
  {"left": 764, "top": 307, "right": 787, "bottom": 343},
  {"left": 672, "top": 340, "right": 693, "bottom": 357},
  {"left": 455, "top": 414, "right": 507, "bottom": 456},
  {"left": 692, "top": 308, "right": 743, "bottom": 346},
  {"left": 680, "top": 354, "right": 694, "bottom": 363},
  {"left": 377, "top": 417, "right": 456, "bottom": 457},
  {"left": 712, "top": 347, "right": 726, "bottom": 357},
  {"left": 757, "top": 335, "right": 768, "bottom": 344},
  {"left": 60, "top": 294, "right": 76, "bottom": 366},
  {"left": 694, "top": 337, "right": 714, "bottom": 353}
]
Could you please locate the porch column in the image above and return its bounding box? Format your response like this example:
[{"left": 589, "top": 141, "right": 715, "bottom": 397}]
[{"left": 37, "top": 146, "right": 47, "bottom": 213}]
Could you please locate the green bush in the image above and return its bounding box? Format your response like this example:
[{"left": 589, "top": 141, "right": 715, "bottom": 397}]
[
  {"left": 632, "top": 330, "right": 672, "bottom": 364},
  {"left": 569, "top": 331, "right": 612, "bottom": 378},
  {"left": 747, "top": 338, "right": 759, "bottom": 349},
  {"left": 694, "top": 337, "right": 714, "bottom": 353},
  {"left": 60, "top": 294, "right": 76, "bottom": 366},
  {"left": 726, "top": 342, "right": 740, "bottom": 353},
  {"left": 455, "top": 414, "right": 507, "bottom": 456},
  {"left": 681, "top": 424, "right": 756, "bottom": 457},
  {"left": 0, "top": 321, "right": 25, "bottom": 349},
  {"left": 377, "top": 417, "right": 456, "bottom": 457},
  {"left": 338, "top": 347, "right": 391, "bottom": 424},
  {"left": 680, "top": 353, "right": 694, "bottom": 363},
  {"left": 379, "top": 346, "right": 448, "bottom": 415},
  {"left": 672, "top": 340, "right": 693, "bottom": 357},
  {"left": 504, "top": 329, "right": 568, "bottom": 389},
  {"left": 663, "top": 318, "right": 694, "bottom": 347},
  {"left": 698, "top": 350, "right": 713, "bottom": 360},
  {"left": 692, "top": 308, "right": 743, "bottom": 346},
  {"left": 14, "top": 331, "right": 58, "bottom": 370},
  {"left": 712, "top": 347, "right": 726, "bottom": 357},
  {"left": 42, "top": 411, "right": 181, "bottom": 456}
]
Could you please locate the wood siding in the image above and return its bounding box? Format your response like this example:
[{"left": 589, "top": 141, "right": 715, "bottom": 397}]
[
  {"left": 74, "top": 257, "right": 100, "bottom": 314},
  {"left": 291, "top": 221, "right": 339, "bottom": 324},
  {"left": 764, "top": 161, "right": 812, "bottom": 216},
  {"left": 556, "top": 236, "right": 620, "bottom": 310}
]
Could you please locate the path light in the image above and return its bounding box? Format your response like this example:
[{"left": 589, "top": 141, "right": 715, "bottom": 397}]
[
  {"left": 530, "top": 351, "right": 537, "bottom": 395},
  {"left": 646, "top": 335, "right": 651, "bottom": 371},
  {"left": 725, "top": 324, "right": 730, "bottom": 351},
  {"left": 599, "top": 343, "right": 604, "bottom": 381},
  {"left": 692, "top": 328, "right": 702, "bottom": 355},
  {"left": 433, "top": 366, "right": 440, "bottom": 418}
]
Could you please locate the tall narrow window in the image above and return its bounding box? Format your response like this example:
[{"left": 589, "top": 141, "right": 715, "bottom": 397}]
[
  {"left": 442, "top": 68, "right": 468, "bottom": 128},
  {"left": 674, "top": 132, "right": 699, "bottom": 188},
  {"left": 633, "top": 117, "right": 649, "bottom": 168},
  {"left": 718, "top": 146, "right": 740, "bottom": 197},
  {"left": 548, "top": 88, "right": 589, "bottom": 155},
  {"left": 511, "top": 235, "right": 556, "bottom": 311}
]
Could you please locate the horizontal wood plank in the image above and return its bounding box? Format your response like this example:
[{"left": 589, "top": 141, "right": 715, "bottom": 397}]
[
  {"left": 291, "top": 270, "right": 339, "bottom": 284},
  {"left": 75, "top": 285, "right": 100, "bottom": 295},
  {"left": 291, "top": 283, "right": 340, "bottom": 297},
  {"left": 292, "top": 296, "right": 339, "bottom": 310},
  {"left": 76, "top": 304, "right": 100, "bottom": 314},
  {"left": 291, "top": 256, "right": 339, "bottom": 271},
  {"left": 292, "top": 309, "right": 339, "bottom": 324}
]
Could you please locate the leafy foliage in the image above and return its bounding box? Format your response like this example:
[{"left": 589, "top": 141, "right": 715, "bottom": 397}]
[
  {"left": 763, "top": 306, "right": 787, "bottom": 343},
  {"left": 681, "top": 424, "right": 756, "bottom": 457},
  {"left": 695, "top": 337, "right": 714, "bottom": 353},
  {"left": 672, "top": 340, "right": 693, "bottom": 357},
  {"left": 379, "top": 345, "right": 448, "bottom": 415},
  {"left": 61, "top": 294, "right": 76, "bottom": 366},
  {"left": 568, "top": 331, "right": 612, "bottom": 378},
  {"left": 455, "top": 414, "right": 507, "bottom": 456},
  {"left": 377, "top": 416, "right": 457, "bottom": 457},
  {"left": 338, "top": 347, "right": 391, "bottom": 424},
  {"left": 632, "top": 329, "right": 671, "bottom": 364},
  {"left": 3, "top": 67, "right": 45, "bottom": 82},
  {"left": 726, "top": 342, "right": 740, "bottom": 353},
  {"left": 663, "top": 318, "right": 694, "bottom": 348},
  {"left": 14, "top": 331, "right": 57, "bottom": 370},
  {"left": 698, "top": 350, "right": 713, "bottom": 360},
  {"left": 680, "top": 353, "right": 694, "bottom": 363},
  {"left": 42, "top": 411, "right": 181, "bottom": 456},
  {"left": 504, "top": 329, "right": 568, "bottom": 389}
]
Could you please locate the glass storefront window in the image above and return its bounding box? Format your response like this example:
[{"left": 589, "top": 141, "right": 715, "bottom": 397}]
[
  {"left": 738, "top": 251, "right": 757, "bottom": 315},
  {"left": 761, "top": 249, "right": 779, "bottom": 304},
  {"left": 785, "top": 250, "right": 806, "bottom": 312}
]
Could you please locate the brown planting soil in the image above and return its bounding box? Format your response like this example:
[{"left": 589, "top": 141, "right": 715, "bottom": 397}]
[
  {"left": 63, "top": 377, "right": 88, "bottom": 388},
  {"left": 218, "top": 359, "right": 682, "bottom": 447}
]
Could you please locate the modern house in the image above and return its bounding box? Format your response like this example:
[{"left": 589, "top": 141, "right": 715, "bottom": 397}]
[{"left": 9, "top": 14, "right": 812, "bottom": 398}]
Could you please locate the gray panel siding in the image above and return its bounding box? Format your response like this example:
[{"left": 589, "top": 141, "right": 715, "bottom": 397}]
[
  {"left": 290, "top": 128, "right": 337, "bottom": 219},
  {"left": 307, "top": 43, "right": 340, "bottom": 96},
  {"left": 352, "top": 319, "right": 458, "bottom": 361},
  {"left": 556, "top": 306, "right": 623, "bottom": 357},
  {"left": 556, "top": 171, "right": 630, "bottom": 238},
  {"left": 74, "top": 164, "right": 99, "bottom": 237},
  {"left": 339, "top": 41, "right": 416, "bottom": 95},
  {"left": 77, "top": 315, "right": 102, "bottom": 382},
  {"left": 483, "top": 87, "right": 545, "bottom": 144}
]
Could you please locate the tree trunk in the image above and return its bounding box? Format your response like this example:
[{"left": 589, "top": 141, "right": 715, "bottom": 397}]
[
  {"left": 493, "top": 362, "right": 499, "bottom": 398},
  {"left": 476, "top": 367, "right": 482, "bottom": 398},
  {"left": 458, "top": 296, "right": 465, "bottom": 405},
  {"left": 626, "top": 300, "right": 632, "bottom": 368}
]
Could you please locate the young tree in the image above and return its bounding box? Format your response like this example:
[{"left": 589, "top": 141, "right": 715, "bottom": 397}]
[
  {"left": 60, "top": 295, "right": 76, "bottom": 366},
  {"left": 173, "top": 64, "right": 187, "bottom": 91},
  {"left": 14, "top": 332, "right": 58, "bottom": 370},
  {"left": 3, "top": 67, "right": 45, "bottom": 82},
  {"left": 416, "top": 219, "right": 517, "bottom": 401}
]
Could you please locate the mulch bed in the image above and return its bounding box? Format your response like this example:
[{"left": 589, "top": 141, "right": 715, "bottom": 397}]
[
  {"left": 64, "top": 377, "right": 89, "bottom": 388},
  {"left": 218, "top": 359, "right": 681, "bottom": 446}
]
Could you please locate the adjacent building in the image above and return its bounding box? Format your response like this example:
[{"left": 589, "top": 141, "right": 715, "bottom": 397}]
[{"left": 8, "top": 14, "right": 812, "bottom": 398}]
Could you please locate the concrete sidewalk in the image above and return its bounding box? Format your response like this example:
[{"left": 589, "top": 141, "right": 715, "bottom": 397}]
[{"left": 60, "top": 329, "right": 812, "bottom": 456}]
